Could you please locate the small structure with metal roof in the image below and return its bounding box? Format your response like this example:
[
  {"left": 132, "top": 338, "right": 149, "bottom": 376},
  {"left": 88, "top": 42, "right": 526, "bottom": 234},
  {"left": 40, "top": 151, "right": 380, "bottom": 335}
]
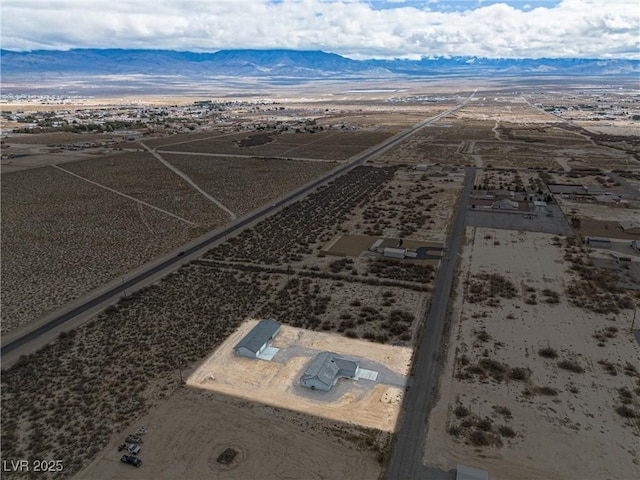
[
  {"left": 234, "top": 319, "right": 281, "bottom": 359},
  {"left": 457, "top": 464, "right": 489, "bottom": 480},
  {"left": 300, "top": 352, "right": 359, "bottom": 391},
  {"left": 586, "top": 236, "right": 612, "bottom": 249}
]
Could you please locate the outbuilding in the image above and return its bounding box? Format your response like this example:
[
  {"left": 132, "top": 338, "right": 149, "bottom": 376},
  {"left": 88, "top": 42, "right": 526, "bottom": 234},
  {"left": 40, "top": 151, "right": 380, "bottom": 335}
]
[
  {"left": 619, "top": 221, "right": 640, "bottom": 235},
  {"left": 383, "top": 247, "right": 406, "bottom": 259},
  {"left": 586, "top": 236, "right": 612, "bottom": 249},
  {"left": 300, "top": 352, "right": 359, "bottom": 391},
  {"left": 234, "top": 319, "right": 281, "bottom": 359}
]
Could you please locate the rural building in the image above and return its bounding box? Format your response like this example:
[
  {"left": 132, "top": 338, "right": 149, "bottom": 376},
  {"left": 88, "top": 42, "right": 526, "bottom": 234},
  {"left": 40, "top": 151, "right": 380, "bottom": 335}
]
[
  {"left": 491, "top": 199, "right": 519, "bottom": 210},
  {"left": 619, "top": 221, "right": 640, "bottom": 235},
  {"left": 457, "top": 464, "right": 489, "bottom": 480},
  {"left": 233, "top": 319, "right": 281, "bottom": 359},
  {"left": 369, "top": 238, "right": 402, "bottom": 253},
  {"left": 300, "top": 352, "right": 359, "bottom": 391},
  {"left": 547, "top": 184, "right": 583, "bottom": 195},
  {"left": 383, "top": 247, "right": 406, "bottom": 259},
  {"left": 594, "top": 194, "right": 621, "bottom": 205},
  {"left": 586, "top": 236, "right": 612, "bottom": 249},
  {"left": 533, "top": 200, "right": 547, "bottom": 213}
]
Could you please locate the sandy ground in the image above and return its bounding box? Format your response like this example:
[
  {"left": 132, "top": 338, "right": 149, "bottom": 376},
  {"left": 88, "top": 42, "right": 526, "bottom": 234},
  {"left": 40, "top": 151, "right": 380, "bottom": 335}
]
[
  {"left": 76, "top": 387, "right": 382, "bottom": 480},
  {"left": 187, "top": 319, "right": 412, "bottom": 432},
  {"left": 423, "top": 227, "right": 640, "bottom": 480},
  {"left": 558, "top": 198, "right": 640, "bottom": 224}
]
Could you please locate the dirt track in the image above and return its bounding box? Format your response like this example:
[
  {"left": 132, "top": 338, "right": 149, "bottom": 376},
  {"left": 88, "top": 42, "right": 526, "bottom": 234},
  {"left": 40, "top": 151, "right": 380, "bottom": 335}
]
[{"left": 77, "top": 387, "right": 382, "bottom": 480}]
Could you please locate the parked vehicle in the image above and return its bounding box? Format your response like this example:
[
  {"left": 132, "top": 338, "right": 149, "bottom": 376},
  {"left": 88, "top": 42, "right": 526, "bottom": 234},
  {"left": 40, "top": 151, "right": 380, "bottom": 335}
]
[
  {"left": 128, "top": 444, "right": 141, "bottom": 455},
  {"left": 125, "top": 435, "right": 143, "bottom": 444},
  {"left": 120, "top": 455, "right": 142, "bottom": 468}
]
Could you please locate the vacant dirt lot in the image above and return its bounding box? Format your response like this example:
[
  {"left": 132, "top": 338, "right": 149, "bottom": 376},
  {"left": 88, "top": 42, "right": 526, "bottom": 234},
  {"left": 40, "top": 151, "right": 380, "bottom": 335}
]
[
  {"left": 188, "top": 319, "right": 411, "bottom": 432},
  {"left": 424, "top": 227, "right": 640, "bottom": 480},
  {"left": 163, "top": 154, "right": 337, "bottom": 215},
  {"left": 1, "top": 166, "right": 202, "bottom": 331},
  {"left": 77, "top": 387, "right": 383, "bottom": 480}
]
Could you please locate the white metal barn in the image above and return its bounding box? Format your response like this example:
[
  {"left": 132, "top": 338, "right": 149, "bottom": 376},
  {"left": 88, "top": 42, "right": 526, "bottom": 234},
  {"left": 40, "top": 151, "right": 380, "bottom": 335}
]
[
  {"left": 233, "top": 319, "right": 281, "bottom": 359},
  {"left": 300, "top": 351, "right": 359, "bottom": 391},
  {"left": 383, "top": 247, "right": 406, "bottom": 259}
]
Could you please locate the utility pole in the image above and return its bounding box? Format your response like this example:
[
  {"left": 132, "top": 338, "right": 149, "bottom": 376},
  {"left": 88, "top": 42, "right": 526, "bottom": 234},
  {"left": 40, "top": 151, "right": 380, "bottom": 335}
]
[{"left": 630, "top": 309, "right": 637, "bottom": 335}]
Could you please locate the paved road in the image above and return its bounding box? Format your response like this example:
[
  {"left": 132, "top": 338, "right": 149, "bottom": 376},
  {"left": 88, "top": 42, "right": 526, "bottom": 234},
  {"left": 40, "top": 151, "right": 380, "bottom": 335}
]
[
  {"left": 385, "top": 167, "right": 476, "bottom": 480},
  {"left": 1, "top": 92, "right": 475, "bottom": 362}
]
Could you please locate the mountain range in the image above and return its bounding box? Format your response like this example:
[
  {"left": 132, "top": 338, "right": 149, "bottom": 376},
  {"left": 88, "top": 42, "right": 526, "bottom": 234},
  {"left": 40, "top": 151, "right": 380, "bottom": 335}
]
[{"left": 2, "top": 49, "right": 638, "bottom": 78}]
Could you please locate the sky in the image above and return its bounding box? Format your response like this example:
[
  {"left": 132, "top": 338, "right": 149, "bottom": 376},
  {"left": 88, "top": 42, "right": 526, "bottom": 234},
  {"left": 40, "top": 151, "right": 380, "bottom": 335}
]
[{"left": 1, "top": 0, "right": 638, "bottom": 59}]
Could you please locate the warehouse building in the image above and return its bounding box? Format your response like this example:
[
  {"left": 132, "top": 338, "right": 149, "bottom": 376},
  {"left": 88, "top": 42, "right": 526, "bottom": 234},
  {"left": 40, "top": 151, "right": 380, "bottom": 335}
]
[
  {"left": 300, "top": 352, "right": 359, "bottom": 391},
  {"left": 234, "top": 319, "right": 281, "bottom": 359}
]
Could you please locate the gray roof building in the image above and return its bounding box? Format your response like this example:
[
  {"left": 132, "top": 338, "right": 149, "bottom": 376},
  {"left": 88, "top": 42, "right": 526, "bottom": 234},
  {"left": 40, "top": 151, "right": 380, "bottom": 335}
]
[
  {"left": 457, "top": 464, "right": 489, "bottom": 480},
  {"left": 234, "top": 319, "right": 281, "bottom": 359},
  {"left": 300, "top": 351, "right": 359, "bottom": 391}
]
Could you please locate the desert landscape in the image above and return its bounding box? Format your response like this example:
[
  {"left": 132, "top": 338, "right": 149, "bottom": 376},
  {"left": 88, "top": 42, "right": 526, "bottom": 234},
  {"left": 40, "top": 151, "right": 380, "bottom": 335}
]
[
  {"left": 1, "top": 80, "right": 639, "bottom": 480},
  {"left": 424, "top": 227, "right": 640, "bottom": 479}
]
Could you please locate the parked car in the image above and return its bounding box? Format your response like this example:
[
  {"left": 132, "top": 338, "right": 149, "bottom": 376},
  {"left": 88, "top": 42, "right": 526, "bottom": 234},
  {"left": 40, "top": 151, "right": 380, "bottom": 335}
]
[
  {"left": 120, "top": 455, "right": 142, "bottom": 468},
  {"left": 128, "top": 445, "right": 141, "bottom": 455},
  {"left": 125, "top": 435, "right": 143, "bottom": 444}
]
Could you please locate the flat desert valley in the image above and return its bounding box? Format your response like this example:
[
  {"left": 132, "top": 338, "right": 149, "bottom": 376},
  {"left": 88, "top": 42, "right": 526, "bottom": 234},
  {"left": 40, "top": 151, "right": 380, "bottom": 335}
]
[{"left": 1, "top": 78, "right": 639, "bottom": 479}]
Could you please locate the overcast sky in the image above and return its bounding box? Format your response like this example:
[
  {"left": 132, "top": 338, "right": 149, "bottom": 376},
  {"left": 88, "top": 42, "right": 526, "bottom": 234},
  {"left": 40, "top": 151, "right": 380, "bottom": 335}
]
[{"left": 2, "top": 0, "right": 638, "bottom": 59}]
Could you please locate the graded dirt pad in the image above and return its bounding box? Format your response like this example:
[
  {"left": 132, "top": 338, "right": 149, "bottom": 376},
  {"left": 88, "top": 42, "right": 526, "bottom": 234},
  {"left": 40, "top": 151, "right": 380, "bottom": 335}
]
[
  {"left": 187, "top": 319, "right": 412, "bottom": 432},
  {"left": 163, "top": 154, "right": 337, "bottom": 215},
  {"left": 76, "top": 387, "right": 382, "bottom": 480},
  {"left": 1, "top": 166, "right": 200, "bottom": 331},
  {"left": 424, "top": 227, "right": 640, "bottom": 480},
  {"left": 322, "top": 233, "right": 443, "bottom": 263}
]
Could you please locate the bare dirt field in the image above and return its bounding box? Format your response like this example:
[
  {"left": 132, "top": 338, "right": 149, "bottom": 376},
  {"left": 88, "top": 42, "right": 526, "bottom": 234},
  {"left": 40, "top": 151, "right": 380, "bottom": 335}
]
[
  {"left": 76, "top": 387, "right": 383, "bottom": 480},
  {"left": 424, "top": 227, "right": 640, "bottom": 480},
  {"left": 61, "top": 151, "right": 229, "bottom": 227},
  {"left": 188, "top": 319, "right": 411, "bottom": 432},
  {"left": 156, "top": 129, "right": 396, "bottom": 161},
  {"left": 163, "top": 154, "right": 337, "bottom": 215}
]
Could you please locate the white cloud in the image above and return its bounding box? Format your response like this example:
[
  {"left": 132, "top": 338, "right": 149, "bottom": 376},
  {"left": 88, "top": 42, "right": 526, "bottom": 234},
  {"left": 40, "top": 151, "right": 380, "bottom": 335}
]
[{"left": 1, "top": 0, "right": 638, "bottom": 59}]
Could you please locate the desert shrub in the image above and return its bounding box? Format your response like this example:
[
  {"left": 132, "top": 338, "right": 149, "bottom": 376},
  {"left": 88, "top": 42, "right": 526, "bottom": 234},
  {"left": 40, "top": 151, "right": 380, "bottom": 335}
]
[
  {"left": 477, "top": 418, "right": 493, "bottom": 432},
  {"left": 538, "top": 386, "right": 558, "bottom": 396},
  {"left": 469, "top": 430, "right": 491, "bottom": 446},
  {"left": 558, "top": 359, "right": 585, "bottom": 373},
  {"left": 538, "top": 347, "right": 558, "bottom": 359},
  {"left": 618, "top": 387, "right": 633, "bottom": 404},
  {"left": 509, "top": 367, "right": 530, "bottom": 381},
  {"left": 598, "top": 359, "right": 618, "bottom": 376},
  {"left": 615, "top": 405, "right": 638, "bottom": 418},
  {"left": 453, "top": 405, "right": 470, "bottom": 418},
  {"left": 498, "top": 425, "right": 516, "bottom": 438},
  {"left": 492, "top": 405, "right": 512, "bottom": 417},
  {"left": 475, "top": 329, "right": 491, "bottom": 342}
]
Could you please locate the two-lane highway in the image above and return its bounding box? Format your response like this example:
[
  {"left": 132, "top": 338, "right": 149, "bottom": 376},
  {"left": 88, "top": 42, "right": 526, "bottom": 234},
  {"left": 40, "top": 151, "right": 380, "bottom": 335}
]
[{"left": 1, "top": 90, "right": 476, "bottom": 365}]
